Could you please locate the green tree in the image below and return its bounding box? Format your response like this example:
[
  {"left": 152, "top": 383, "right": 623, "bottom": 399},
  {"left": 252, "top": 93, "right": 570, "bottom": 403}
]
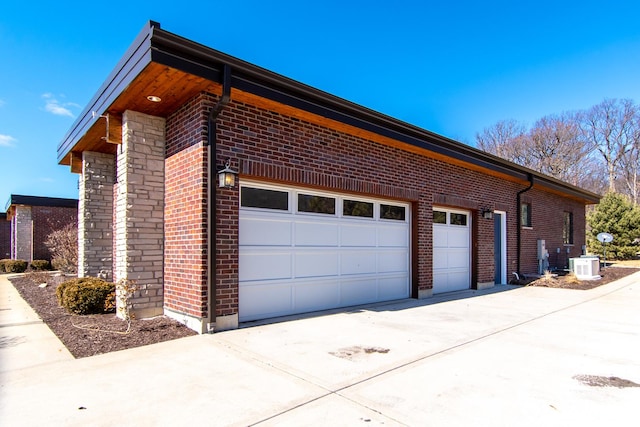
[{"left": 587, "top": 192, "right": 640, "bottom": 260}]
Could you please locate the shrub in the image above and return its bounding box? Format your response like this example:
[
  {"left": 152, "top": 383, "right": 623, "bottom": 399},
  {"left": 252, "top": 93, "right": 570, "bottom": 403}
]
[
  {"left": 0, "top": 259, "right": 8, "bottom": 273},
  {"left": 56, "top": 277, "right": 115, "bottom": 315},
  {"left": 30, "top": 260, "right": 52, "bottom": 271},
  {"left": 2, "top": 260, "right": 28, "bottom": 273},
  {"left": 45, "top": 223, "right": 78, "bottom": 274}
]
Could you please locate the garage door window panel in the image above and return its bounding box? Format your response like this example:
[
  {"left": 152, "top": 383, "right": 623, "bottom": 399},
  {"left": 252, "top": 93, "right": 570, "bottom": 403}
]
[
  {"left": 297, "top": 194, "right": 336, "bottom": 215},
  {"left": 433, "top": 211, "right": 447, "bottom": 224},
  {"left": 343, "top": 200, "right": 374, "bottom": 218},
  {"left": 241, "top": 187, "right": 289, "bottom": 211},
  {"left": 450, "top": 213, "right": 467, "bottom": 226},
  {"left": 380, "top": 204, "right": 406, "bottom": 221}
]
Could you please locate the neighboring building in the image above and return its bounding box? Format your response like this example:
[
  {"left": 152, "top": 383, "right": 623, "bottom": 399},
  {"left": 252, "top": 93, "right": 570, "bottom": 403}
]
[
  {"left": 56, "top": 22, "right": 600, "bottom": 333},
  {"left": 3, "top": 195, "right": 78, "bottom": 262},
  {"left": 0, "top": 213, "right": 10, "bottom": 259}
]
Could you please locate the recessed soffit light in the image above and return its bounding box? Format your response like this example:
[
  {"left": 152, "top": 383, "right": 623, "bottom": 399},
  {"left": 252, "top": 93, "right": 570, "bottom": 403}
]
[{"left": 146, "top": 95, "right": 162, "bottom": 102}]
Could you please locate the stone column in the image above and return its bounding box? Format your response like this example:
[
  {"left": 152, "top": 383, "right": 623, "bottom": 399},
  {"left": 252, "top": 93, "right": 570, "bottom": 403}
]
[
  {"left": 12, "top": 206, "right": 32, "bottom": 261},
  {"left": 78, "top": 151, "right": 115, "bottom": 279},
  {"left": 114, "top": 110, "right": 165, "bottom": 319}
]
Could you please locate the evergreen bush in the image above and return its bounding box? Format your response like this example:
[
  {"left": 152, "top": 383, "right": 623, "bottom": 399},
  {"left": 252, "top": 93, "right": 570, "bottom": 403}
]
[
  {"left": 30, "top": 260, "right": 52, "bottom": 271},
  {"left": 587, "top": 192, "right": 640, "bottom": 260},
  {"left": 2, "top": 260, "right": 28, "bottom": 273},
  {"left": 56, "top": 277, "right": 116, "bottom": 315}
]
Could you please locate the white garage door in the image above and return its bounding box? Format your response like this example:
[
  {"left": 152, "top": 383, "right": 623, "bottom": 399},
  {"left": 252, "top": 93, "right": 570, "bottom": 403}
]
[
  {"left": 239, "top": 182, "right": 410, "bottom": 322},
  {"left": 433, "top": 207, "right": 471, "bottom": 293}
]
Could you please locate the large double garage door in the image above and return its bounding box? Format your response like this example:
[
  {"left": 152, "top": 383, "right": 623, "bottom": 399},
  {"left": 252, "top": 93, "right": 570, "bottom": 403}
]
[{"left": 239, "top": 182, "right": 411, "bottom": 322}]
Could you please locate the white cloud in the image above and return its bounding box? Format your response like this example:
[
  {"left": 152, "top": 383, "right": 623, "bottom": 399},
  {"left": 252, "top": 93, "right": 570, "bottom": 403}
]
[
  {"left": 42, "top": 93, "right": 77, "bottom": 118},
  {"left": 0, "top": 134, "right": 16, "bottom": 147},
  {"left": 39, "top": 177, "right": 54, "bottom": 183}
]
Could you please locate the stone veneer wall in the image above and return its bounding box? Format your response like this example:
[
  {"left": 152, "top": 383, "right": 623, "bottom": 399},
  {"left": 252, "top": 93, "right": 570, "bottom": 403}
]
[
  {"left": 78, "top": 151, "right": 114, "bottom": 279},
  {"left": 11, "top": 206, "right": 32, "bottom": 261},
  {"left": 114, "top": 110, "right": 165, "bottom": 318}
]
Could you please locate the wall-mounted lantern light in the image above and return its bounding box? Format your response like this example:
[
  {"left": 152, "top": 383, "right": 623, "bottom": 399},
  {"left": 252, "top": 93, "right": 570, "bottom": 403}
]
[
  {"left": 218, "top": 159, "right": 238, "bottom": 189},
  {"left": 481, "top": 208, "right": 494, "bottom": 220}
]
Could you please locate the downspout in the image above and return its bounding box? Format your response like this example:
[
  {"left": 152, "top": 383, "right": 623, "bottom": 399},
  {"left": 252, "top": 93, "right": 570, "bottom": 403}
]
[
  {"left": 516, "top": 173, "right": 534, "bottom": 276},
  {"left": 205, "top": 64, "right": 231, "bottom": 332}
]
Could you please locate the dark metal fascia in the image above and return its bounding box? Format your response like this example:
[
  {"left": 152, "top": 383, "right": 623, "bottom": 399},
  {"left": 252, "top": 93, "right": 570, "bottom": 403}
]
[
  {"left": 56, "top": 21, "right": 159, "bottom": 164},
  {"left": 7, "top": 195, "right": 79, "bottom": 209},
  {"left": 532, "top": 175, "right": 601, "bottom": 203}
]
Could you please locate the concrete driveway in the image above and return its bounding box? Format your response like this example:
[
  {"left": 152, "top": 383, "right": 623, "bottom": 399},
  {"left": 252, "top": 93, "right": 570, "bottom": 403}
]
[{"left": 1, "top": 273, "right": 639, "bottom": 426}]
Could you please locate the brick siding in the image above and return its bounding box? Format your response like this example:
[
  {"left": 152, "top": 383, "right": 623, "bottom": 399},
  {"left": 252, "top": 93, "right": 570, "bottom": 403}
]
[
  {"left": 163, "top": 91, "right": 587, "bottom": 322},
  {"left": 31, "top": 205, "right": 77, "bottom": 261},
  {"left": 0, "top": 214, "right": 10, "bottom": 259}
]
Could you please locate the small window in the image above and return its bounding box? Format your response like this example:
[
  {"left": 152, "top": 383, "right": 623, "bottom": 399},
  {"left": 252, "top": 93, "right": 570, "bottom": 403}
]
[
  {"left": 521, "top": 202, "right": 532, "bottom": 227},
  {"left": 433, "top": 210, "right": 447, "bottom": 224},
  {"left": 563, "top": 212, "right": 574, "bottom": 244},
  {"left": 450, "top": 213, "right": 467, "bottom": 226},
  {"left": 380, "top": 204, "right": 406, "bottom": 221},
  {"left": 343, "top": 200, "right": 374, "bottom": 218},
  {"left": 298, "top": 194, "right": 335, "bottom": 214},
  {"left": 241, "top": 187, "right": 288, "bottom": 210}
]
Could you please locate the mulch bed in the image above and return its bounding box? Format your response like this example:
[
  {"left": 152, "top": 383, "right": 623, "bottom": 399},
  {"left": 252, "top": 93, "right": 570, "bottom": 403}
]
[
  {"left": 525, "top": 266, "right": 638, "bottom": 289},
  {"left": 8, "top": 273, "right": 196, "bottom": 358}
]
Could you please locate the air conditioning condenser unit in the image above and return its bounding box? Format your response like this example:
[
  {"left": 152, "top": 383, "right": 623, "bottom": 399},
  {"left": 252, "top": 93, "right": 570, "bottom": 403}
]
[{"left": 571, "top": 257, "right": 601, "bottom": 280}]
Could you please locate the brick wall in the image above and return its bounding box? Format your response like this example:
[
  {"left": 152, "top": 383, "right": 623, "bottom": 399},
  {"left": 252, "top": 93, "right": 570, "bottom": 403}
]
[
  {"left": 164, "top": 96, "right": 209, "bottom": 320},
  {"left": 0, "top": 214, "right": 10, "bottom": 259},
  {"left": 520, "top": 188, "right": 586, "bottom": 273},
  {"left": 164, "top": 91, "right": 588, "bottom": 322},
  {"left": 31, "top": 205, "right": 77, "bottom": 261}
]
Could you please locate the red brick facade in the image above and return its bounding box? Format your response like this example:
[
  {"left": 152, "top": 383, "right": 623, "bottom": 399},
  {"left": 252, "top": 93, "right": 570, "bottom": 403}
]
[
  {"left": 30, "top": 206, "right": 78, "bottom": 261},
  {"left": 165, "top": 96, "right": 210, "bottom": 318},
  {"left": 162, "top": 91, "right": 588, "bottom": 321},
  {"left": 0, "top": 213, "right": 10, "bottom": 259}
]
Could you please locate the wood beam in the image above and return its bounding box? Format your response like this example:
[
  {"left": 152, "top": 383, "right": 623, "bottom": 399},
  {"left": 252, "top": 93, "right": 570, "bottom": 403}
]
[
  {"left": 70, "top": 151, "right": 83, "bottom": 174},
  {"left": 105, "top": 113, "right": 122, "bottom": 144}
]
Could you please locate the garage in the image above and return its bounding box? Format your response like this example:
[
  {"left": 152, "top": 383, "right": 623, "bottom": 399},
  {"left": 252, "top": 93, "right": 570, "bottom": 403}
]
[
  {"left": 432, "top": 207, "right": 471, "bottom": 293},
  {"left": 238, "top": 182, "right": 410, "bottom": 321}
]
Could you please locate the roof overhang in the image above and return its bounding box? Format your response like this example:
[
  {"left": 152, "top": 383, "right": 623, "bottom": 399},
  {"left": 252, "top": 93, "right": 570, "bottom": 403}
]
[
  {"left": 57, "top": 21, "right": 601, "bottom": 205},
  {"left": 4, "top": 195, "right": 78, "bottom": 221}
]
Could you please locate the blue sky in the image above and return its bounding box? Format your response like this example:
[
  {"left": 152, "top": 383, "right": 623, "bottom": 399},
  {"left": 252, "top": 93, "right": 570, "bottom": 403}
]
[{"left": 2, "top": 1, "right": 639, "bottom": 208}]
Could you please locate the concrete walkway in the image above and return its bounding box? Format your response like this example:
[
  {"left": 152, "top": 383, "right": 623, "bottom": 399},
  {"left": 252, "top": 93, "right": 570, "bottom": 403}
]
[
  {"left": 0, "top": 274, "right": 72, "bottom": 373},
  {"left": 1, "top": 272, "right": 639, "bottom": 426}
]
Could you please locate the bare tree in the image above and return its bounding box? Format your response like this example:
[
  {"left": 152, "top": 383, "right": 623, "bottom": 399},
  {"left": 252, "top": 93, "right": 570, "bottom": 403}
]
[
  {"left": 527, "top": 113, "right": 595, "bottom": 186},
  {"left": 476, "top": 99, "right": 640, "bottom": 199},
  {"left": 476, "top": 114, "right": 600, "bottom": 190},
  {"left": 476, "top": 119, "right": 528, "bottom": 161},
  {"left": 579, "top": 98, "right": 638, "bottom": 193}
]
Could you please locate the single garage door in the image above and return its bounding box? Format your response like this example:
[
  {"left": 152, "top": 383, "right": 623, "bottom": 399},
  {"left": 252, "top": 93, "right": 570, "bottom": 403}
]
[
  {"left": 239, "top": 182, "right": 410, "bottom": 322},
  {"left": 433, "top": 207, "right": 471, "bottom": 293}
]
